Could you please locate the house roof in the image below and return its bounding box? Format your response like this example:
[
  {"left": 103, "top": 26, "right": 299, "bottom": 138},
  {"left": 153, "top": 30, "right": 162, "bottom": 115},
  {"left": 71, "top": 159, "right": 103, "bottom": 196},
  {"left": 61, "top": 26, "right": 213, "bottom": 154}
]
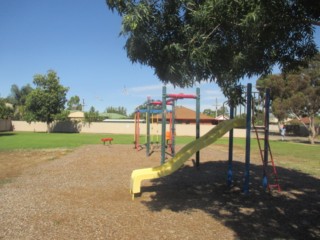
[
  {"left": 214, "top": 115, "right": 229, "bottom": 120},
  {"left": 156, "top": 106, "right": 216, "bottom": 120},
  {"left": 101, "top": 112, "right": 127, "bottom": 119},
  {"left": 287, "top": 117, "right": 311, "bottom": 125},
  {"left": 68, "top": 111, "right": 84, "bottom": 118}
]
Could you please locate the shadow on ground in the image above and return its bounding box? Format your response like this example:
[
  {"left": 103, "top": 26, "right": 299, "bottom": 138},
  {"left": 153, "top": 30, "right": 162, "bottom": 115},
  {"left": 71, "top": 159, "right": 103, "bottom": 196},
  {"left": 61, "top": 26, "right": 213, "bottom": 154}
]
[
  {"left": 141, "top": 160, "right": 320, "bottom": 239},
  {"left": 0, "top": 132, "right": 15, "bottom": 137}
]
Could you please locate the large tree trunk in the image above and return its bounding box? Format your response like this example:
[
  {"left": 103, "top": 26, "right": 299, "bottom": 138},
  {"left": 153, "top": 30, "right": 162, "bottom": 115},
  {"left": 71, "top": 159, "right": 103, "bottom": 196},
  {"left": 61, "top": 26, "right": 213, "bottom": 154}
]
[
  {"left": 292, "top": 113, "right": 316, "bottom": 145},
  {"left": 308, "top": 116, "right": 316, "bottom": 145},
  {"left": 46, "top": 122, "right": 51, "bottom": 133}
]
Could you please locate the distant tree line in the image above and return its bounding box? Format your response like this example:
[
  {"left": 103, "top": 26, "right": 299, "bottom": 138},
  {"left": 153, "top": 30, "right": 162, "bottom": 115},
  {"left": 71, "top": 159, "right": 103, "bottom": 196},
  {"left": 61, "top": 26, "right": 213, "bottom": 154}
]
[
  {"left": 105, "top": 106, "right": 127, "bottom": 116},
  {"left": 203, "top": 106, "right": 229, "bottom": 118},
  {"left": 0, "top": 71, "right": 83, "bottom": 130},
  {"left": 257, "top": 53, "right": 320, "bottom": 144},
  {"left": 0, "top": 70, "right": 132, "bottom": 131}
]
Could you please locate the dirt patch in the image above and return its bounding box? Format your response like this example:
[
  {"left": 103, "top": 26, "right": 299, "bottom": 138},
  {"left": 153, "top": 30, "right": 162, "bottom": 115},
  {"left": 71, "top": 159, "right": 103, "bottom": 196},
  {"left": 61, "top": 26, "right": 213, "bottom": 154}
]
[
  {"left": 0, "top": 149, "right": 71, "bottom": 181},
  {"left": 0, "top": 144, "right": 319, "bottom": 239}
]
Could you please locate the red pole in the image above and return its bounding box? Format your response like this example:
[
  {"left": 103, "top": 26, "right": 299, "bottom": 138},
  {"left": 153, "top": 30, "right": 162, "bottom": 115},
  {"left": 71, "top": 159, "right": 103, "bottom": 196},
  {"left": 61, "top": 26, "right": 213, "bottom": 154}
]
[{"left": 166, "top": 93, "right": 197, "bottom": 99}]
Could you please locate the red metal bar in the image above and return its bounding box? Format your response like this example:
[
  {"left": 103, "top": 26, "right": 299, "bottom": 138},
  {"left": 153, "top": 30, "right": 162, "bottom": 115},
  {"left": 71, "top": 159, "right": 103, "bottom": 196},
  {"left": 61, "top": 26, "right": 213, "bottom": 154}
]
[
  {"left": 150, "top": 100, "right": 173, "bottom": 105},
  {"left": 166, "top": 93, "right": 197, "bottom": 99},
  {"left": 150, "top": 101, "right": 162, "bottom": 105}
]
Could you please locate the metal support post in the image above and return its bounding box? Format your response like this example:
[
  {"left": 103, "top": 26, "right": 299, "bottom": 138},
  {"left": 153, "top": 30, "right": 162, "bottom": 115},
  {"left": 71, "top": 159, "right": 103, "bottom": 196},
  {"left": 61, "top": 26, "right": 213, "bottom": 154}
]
[
  {"left": 196, "top": 88, "right": 200, "bottom": 168},
  {"left": 161, "top": 86, "right": 167, "bottom": 164},
  {"left": 146, "top": 100, "right": 151, "bottom": 157},
  {"left": 243, "top": 83, "right": 252, "bottom": 194},
  {"left": 262, "top": 88, "right": 270, "bottom": 189},
  {"left": 171, "top": 100, "right": 176, "bottom": 156},
  {"left": 227, "top": 105, "right": 234, "bottom": 187}
]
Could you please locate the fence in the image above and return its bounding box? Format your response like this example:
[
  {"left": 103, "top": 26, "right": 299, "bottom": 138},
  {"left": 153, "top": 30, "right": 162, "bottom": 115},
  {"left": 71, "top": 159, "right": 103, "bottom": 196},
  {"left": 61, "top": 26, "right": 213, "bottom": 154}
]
[{"left": 10, "top": 120, "right": 249, "bottom": 137}]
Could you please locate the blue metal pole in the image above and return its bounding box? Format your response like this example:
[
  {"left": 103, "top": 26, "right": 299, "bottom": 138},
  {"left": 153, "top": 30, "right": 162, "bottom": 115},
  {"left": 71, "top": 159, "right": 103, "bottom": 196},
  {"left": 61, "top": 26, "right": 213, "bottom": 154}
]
[
  {"left": 161, "top": 86, "right": 167, "bottom": 164},
  {"left": 227, "top": 105, "right": 234, "bottom": 187},
  {"left": 262, "top": 88, "right": 271, "bottom": 189},
  {"left": 243, "top": 83, "right": 252, "bottom": 194}
]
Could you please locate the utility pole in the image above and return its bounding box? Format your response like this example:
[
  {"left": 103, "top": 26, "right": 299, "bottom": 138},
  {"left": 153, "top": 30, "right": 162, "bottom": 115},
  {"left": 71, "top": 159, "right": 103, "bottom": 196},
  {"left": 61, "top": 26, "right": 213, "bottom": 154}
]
[
  {"left": 213, "top": 98, "right": 219, "bottom": 117},
  {"left": 82, "top": 99, "right": 86, "bottom": 112}
]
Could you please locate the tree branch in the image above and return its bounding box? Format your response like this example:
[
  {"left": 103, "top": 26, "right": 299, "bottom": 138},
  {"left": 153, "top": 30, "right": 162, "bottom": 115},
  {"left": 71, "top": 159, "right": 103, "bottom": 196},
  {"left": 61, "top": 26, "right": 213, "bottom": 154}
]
[
  {"left": 310, "top": 20, "right": 320, "bottom": 27},
  {"left": 289, "top": 109, "right": 308, "bottom": 129}
]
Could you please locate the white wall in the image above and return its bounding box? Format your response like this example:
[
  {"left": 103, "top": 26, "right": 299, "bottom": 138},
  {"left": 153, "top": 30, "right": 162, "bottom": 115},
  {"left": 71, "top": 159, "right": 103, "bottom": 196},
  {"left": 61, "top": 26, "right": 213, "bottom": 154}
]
[
  {"left": 12, "top": 121, "right": 47, "bottom": 132},
  {"left": 11, "top": 120, "right": 249, "bottom": 137}
]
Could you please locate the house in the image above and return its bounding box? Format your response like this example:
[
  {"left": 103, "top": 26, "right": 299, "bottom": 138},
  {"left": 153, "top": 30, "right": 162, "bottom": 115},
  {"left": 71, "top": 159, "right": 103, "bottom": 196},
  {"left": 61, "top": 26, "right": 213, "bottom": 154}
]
[
  {"left": 101, "top": 112, "right": 135, "bottom": 123},
  {"left": 68, "top": 111, "right": 85, "bottom": 121},
  {"left": 101, "top": 112, "right": 127, "bottom": 120},
  {"left": 152, "top": 106, "right": 218, "bottom": 124},
  {"left": 214, "top": 114, "right": 229, "bottom": 123},
  {"left": 285, "top": 117, "right": 320, "bottom": 136}
]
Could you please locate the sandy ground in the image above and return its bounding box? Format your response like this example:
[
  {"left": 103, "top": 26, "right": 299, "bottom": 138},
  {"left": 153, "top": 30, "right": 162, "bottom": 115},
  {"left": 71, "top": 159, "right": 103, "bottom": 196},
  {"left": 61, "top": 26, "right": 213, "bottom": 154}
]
[{"left": 0, "top": 144, "right": 319, "bottom": 239}]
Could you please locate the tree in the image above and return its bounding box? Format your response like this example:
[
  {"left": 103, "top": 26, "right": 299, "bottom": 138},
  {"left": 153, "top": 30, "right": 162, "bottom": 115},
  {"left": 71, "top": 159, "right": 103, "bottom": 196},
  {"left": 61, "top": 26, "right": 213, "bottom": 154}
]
[
  {"left": 203, "top": 106, "right": 229, "bottom": 118},
  {"left": 257, "top": 53, "right": 320, "bottom": 144},
  {"left": 105, "top": 106, "right": 127, "bottom": 116},
  {"left": 84, "top": 106, "right": 100, "bottom": 124},
  {"left": 67, "top": 95, "right": 82, "bottom": 111},
  {"left": 257, "top": 74, "right": 290, "bottom": 124},
  {"left": 0, "top": 99, "right": 13, "bottom": 119},
  {"left": 106, "top": 0, "right": 319, "bottom": 99},
  {"left": 7, "top": 84, "right": 33, "bottom": 120},
  {"left": 8, "top": 84, "right": 33, "bottom": 106},
  {"left": 203, "top": 109, "right": 215, "bottom": 117},
  {"left": 218, "top": 106, "right": 229, "bottom": 117},
  {"left": 54, "top": 110, "right": 71, "bottom": 121},
  {"left": 25, "top": 70, "right": 69, "bottom": 132}
]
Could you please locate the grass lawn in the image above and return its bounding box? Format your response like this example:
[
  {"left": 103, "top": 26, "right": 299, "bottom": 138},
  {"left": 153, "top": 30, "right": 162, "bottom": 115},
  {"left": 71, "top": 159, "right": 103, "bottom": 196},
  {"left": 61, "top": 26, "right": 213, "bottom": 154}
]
[
  {"left": 0, "top": 131, "right": 319, "bottom": 177},
  {"left": 0, "top": 131, "right": 197, "bottom": 150},
  {"left": 0, "top": 132, "right": 134, "bottom": 150},
  {"left": 214, "top": 137, "right": 319, "bottom": 177}
]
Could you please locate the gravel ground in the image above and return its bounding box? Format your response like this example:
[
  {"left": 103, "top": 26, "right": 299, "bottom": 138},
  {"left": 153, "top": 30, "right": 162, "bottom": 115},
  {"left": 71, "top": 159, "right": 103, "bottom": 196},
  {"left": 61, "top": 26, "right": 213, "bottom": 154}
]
[{"left": 0, "top": 144, "right": 319, "bottom": 239}]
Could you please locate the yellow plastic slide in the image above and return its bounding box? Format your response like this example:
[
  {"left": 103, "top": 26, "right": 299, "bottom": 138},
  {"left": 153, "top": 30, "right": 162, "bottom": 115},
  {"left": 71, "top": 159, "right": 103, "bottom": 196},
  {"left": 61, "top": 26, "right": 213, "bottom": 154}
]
[{"left": 130, "top": 118, "right": 245, "bottom": 199}]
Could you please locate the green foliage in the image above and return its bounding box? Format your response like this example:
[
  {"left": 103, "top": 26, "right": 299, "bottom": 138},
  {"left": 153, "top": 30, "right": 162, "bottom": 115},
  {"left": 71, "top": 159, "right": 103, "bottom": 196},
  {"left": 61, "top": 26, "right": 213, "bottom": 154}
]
[
  {"left": 105, "top": 106, "right": 127, "bottom": 116},
  {"left": 55, "top": 110, "right": 71, "bottom": 121},
  {"left": 84, "top": 106, "right": 101, "bottom": 123},
  {"left": 203, "top": 106, "right": 229, "bottom": 118},
  {"left": 257, "top": 53, "right": 320, "bottom": 143},
  {"left": 67, "top": 95, "right": 82, "bottom": 111},
  {"left": 7, "top": 84, "right": 33, "bottom": 106},
  {"left": 203, "top": 109, "right": 215, "bottom": 117},
  {"left": 106, "top": 0, "right": 319, "bottom": 100},
  {"left": 0, "top": 99, "right": 14, "bottom": 119},
  {"left": 258, "top": 55, "right": 320, "bottom": 119},
  {"left": 7, "top": 84, "right": 33, "bottom": 120},
  {"left": 25, "top": 70, "right": 69, "bottom": 129}
]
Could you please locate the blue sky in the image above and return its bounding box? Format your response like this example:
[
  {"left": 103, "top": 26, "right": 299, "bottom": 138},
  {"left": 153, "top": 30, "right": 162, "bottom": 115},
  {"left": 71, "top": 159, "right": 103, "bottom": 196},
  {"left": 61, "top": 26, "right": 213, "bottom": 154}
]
[{"left": 1, "top": 0, "right": 319, "bottom": 115}]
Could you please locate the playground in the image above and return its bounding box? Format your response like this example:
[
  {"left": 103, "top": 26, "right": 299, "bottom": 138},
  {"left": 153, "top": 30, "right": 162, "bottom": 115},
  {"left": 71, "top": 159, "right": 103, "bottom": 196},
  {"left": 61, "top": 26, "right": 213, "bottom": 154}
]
[
  {"left": 0, "top": 143, "right": 319, "bottom": 239},
  {"left": 0, "top": 85, "right": 319, "bottom": 239}
]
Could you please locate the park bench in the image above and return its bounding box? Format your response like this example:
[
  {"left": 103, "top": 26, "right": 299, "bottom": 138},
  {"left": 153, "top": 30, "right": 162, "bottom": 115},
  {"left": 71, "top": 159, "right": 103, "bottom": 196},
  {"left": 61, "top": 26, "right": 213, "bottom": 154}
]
[{"left": 101, "top": 138, "right": 113, "bottom": 145}]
